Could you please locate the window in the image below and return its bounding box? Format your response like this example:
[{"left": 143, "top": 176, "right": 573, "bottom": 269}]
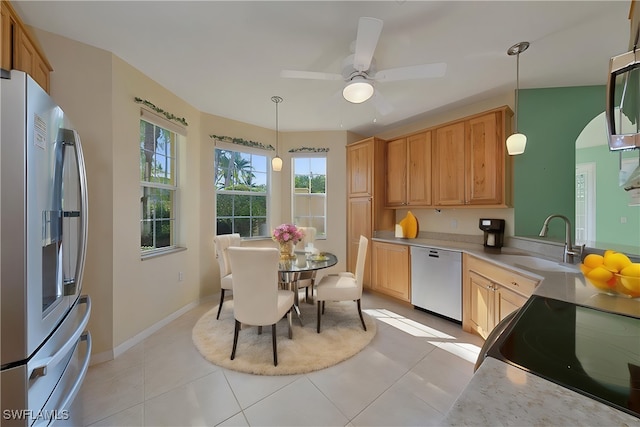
[
  {"left": 140, "top": 120, "right": 178, "bottom": 252},
  {"left": 292, "top": 156, "right": 326, "bottom": 238},
  {"left": 215, "top": 148, "right": 268, "bottom": 238}
]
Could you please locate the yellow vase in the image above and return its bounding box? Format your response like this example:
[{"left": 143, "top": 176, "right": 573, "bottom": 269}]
[
  {"left": 279, "top": 241, "right": 295, "bottom": 261},
  {"left": 399, "top": 211, "right": 419, "bottom": 238}
]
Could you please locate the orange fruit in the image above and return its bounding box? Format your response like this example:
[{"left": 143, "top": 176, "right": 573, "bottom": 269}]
[
  {"left": 583, "top": 254, "right": 604, "bottom": 269},
  {"left": 579, "top": 263, "right": 592, "bottom": 275},
  {"left": 619, "top": 263, "right": 640, "bottom": 296},
  {"left": 587, "top": 266, "right": 614, "bottom": 284},
  {"left": 603, "top": 252, "right": 632, "bottom": 273}
]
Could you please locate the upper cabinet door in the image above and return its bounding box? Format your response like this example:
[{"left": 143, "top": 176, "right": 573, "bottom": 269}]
[
  {"left": 465, "top": 111, "right": 504, "bottom": 206},
  {"left": 347, "top": 139, "right": 374, "bottom": 197},
  {"left": 385, "top": 138, "right": 407, "bottom": 206},
  {"left": 433, "top": 122, "right": 466, "bottom": 206},
  {"left": 406, "top": 131, "right": 432, "bottom": 206}
]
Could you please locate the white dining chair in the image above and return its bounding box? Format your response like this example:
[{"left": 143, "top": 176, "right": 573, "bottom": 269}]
[
  {"left": 214, "top": 233, "right": 241, "bottom": 319},
  {"left": 227, "top": 247, "right": 294, "bottom": 366},
  {"left": 315, "top": 235, "right": 368, "bottom": 333},
  {"left": 295, "top": 226, "right": 317, "bottom": 302}
]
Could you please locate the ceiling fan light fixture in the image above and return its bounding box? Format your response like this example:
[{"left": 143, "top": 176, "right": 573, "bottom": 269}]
[{"left": 343, "top": 76, "right": 374, "bottom": 104}]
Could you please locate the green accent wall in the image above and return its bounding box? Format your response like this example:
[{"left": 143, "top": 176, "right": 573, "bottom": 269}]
[
  {"left": 576, "top": 144, "right": 639, "bottom": 248},
  {"left": 515, "top": 85, "right": 639, "bottom": 252},
  {"left": 515, "top": 86, "right": 605, "bottom": 240}
]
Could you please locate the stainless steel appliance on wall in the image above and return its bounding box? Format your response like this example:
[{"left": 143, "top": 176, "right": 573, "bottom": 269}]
[
  {"left": 410, "top": 246, "right": 462, "bottom": 322},
  {"left": 1, "top": 70, "right": 91, "bottom": 426}
]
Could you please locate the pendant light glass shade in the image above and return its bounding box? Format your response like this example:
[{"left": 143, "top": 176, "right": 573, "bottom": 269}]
[
  {"left": 506, "top": 133, "right": 527, "bottom": 155},
  {"left": 343, "top": 76, "right": 374, "bottom": 104},
  {"left": 506, "top": 41, "right": 529, "bottom": 156},
  {"left": 271, "top": 96, "right": 283, "bottom": 171},
  {"left": 271, "top": 155, "right": 283, "bottom": 171}
]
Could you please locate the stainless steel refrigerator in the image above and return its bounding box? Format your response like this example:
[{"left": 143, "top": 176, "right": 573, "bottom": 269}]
[{"left": 1, "top": 70, "right": 91, "bottom": 426}]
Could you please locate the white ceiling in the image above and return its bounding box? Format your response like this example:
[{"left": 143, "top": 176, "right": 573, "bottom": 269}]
[{"left": 14, "top": 1, "right": 632, "bottom": 136}]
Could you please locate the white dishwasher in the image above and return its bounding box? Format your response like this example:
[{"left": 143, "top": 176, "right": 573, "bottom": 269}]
[{"left": 410, "top": 246, "right": 462, "bottom": 322}]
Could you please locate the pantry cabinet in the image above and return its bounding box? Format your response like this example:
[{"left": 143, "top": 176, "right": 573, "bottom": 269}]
[
  {"left": 371, "top": 241, "right": 410, "bottom": 302},
  {"left": 432, "top": 107, "right": 513, "bottom": 208},
  {"left": 385, "top": 132, "right": 432, "bottom": 207},
  {"left": 0, "top": 0, "right": 52, "bottom": 92},
  {"left": 462, "top": 254, "right": 538, "bottom": 339},
  {"left": 347, "top": 137, "right": 394, "bottom": 288}
]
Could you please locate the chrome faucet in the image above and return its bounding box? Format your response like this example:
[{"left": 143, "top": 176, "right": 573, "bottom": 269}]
[{"left": 538, "top": 214, "right": 584, "bottom": 263}]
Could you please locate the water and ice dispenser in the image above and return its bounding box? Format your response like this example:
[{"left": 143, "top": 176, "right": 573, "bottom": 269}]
[{"left": 479, "top": 218, "right": 505, "bottom": 249}]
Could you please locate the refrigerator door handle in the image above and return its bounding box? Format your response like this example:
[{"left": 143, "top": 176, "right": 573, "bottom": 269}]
[
  {"left": 29, "top": 295, "right": 91, "bottom": 379},
  {"left": 59, "top": 128, "right": 89, "bottom": 297},
  {"left": 58, "top": 331, "right": 92, "bottom": 412}
]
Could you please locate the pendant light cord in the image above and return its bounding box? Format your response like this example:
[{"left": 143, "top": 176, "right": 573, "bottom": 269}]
[
  {"left": 271, "top": 95, "right": 283, "bottom": 155},
  {"left": 515, "top": 52, "right": 520, "bottom": 133},
  {"left": 507, "top": 41, "right": 529, "bottom": 135}
]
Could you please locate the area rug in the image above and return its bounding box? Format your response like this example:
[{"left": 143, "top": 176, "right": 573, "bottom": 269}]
[{"left": 192, "top": 299, "right": 377, "bottom": 375}]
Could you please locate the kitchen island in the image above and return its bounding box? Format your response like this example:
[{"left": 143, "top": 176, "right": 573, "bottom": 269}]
[{"left": 373, "top": 231, "right": 640, "bottom": 425}]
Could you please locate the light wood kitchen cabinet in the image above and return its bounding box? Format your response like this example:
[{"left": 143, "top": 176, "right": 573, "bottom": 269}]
[
  {"left": 433, "top": 107, "right": 513, "bottom": 207},
  {"left": 385, "top": 132, "right": 432, "bottom": 207},
  {"left": 1, "top": 1, "right": 11, "bottom": 71},
  {"left": 0, "top": 0, "right": 52, "bottom": 92},
  {"left": 462, "top": 254, "right": 538, "bottom": 339},
  {"left": 371, "top": 241, "right": 411, "bottom": 302},
  {"left": 347, "top": 137, "right": 394, "bottom": 289},
  {"left": 433, "top": 122, "right": 466, "bottom": 206},
  {"left": 347, "top": 196, "right": 373, "bottom": 287}
]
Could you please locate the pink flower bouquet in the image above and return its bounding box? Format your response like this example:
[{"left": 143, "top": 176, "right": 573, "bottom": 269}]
[{"left": 272, "top": 223, "right": 304, "bottom": 245}]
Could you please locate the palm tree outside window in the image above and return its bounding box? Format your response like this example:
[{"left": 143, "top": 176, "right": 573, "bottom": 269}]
[{"left": 215, "top": 148, "right": 268, "bottom": 238}]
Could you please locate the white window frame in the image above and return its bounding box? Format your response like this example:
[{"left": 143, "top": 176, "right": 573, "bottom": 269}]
[
  {"left": 291, "top": 154, "right": 327, "bottom": 239},
  {"left": 139, "top": 113, "right": 183, "bottom": 257},
  {"left": 214, "top": 142, "right": 270, "bottom": 238}
]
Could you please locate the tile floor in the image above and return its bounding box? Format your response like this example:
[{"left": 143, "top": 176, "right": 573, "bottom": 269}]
[{"left": 78, "top": 291, "right": 485, "bottom": 426}]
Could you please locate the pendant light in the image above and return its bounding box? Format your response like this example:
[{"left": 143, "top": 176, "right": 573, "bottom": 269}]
[
  {"left": 271, "top": 95, "right": 283, "bottom": 172},
  {"left": 506, "top": 41, "right": 529, "bottom": 156}
]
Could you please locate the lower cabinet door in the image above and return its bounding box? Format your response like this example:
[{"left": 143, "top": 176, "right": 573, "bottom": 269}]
[
  {"left": 468, "top": 271, "right": 493, "bottom": 339},
  {"left": 372, "top": 242, "right": 410, "bottom": 302},
  {"left": 494, "top": 286, "right": 527, "bottom": 326}
]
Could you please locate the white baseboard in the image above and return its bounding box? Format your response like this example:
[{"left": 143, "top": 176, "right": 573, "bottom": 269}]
[{"left": 89, "top": 294, "right": 216, "bottom": 365}]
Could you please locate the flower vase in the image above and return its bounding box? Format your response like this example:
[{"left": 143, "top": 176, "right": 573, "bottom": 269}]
[{"left": 279, "top": 241, "right": 295, "bottom": 261}]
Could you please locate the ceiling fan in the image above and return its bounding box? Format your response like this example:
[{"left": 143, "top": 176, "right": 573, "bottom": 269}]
[{"left": 280, "top": 17, "right": 447, "bottom": 112}]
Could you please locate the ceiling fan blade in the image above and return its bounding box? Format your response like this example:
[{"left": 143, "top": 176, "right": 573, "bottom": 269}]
[
  {"left": 280, "top": 70, "right": 343, "bottom": 81},
  {"left": 374, "top": 62, "right": 447, "bottom": 82},
  {"left": 353, "top": 17, "right": 383, "bottom": 72},
  {"left": 371, "top": 90, "right": 393, "bottom": 116}
]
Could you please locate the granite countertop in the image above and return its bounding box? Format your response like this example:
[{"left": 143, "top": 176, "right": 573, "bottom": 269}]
[
  {"left": 372, "top": 231, "right": 640, "bottom": 425},
  {"left": 443, "top": 357, "right": 639, "bottom": 426}
]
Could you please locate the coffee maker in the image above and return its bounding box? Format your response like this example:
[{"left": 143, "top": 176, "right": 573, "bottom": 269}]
[{"left": 479, "top": 218, "right": 505, "bottom": 249}]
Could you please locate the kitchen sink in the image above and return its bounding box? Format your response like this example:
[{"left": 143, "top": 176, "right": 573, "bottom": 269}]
[{"left": 496, "top": 255, "right": 579, "bottom": 273}]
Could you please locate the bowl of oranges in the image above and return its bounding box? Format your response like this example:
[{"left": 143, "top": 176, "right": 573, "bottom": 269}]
[{"left": 580, "top": 250, "right": 640, "bottom": 298}]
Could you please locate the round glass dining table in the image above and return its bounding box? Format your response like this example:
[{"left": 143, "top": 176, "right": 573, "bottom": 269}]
[{"left": 278, "top": 251, "right": 337, "bottom": 325}]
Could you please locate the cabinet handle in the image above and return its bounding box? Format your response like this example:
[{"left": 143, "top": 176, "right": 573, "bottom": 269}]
[{"left": 511, "top": 281, "right": 519, "bottom": 287}]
